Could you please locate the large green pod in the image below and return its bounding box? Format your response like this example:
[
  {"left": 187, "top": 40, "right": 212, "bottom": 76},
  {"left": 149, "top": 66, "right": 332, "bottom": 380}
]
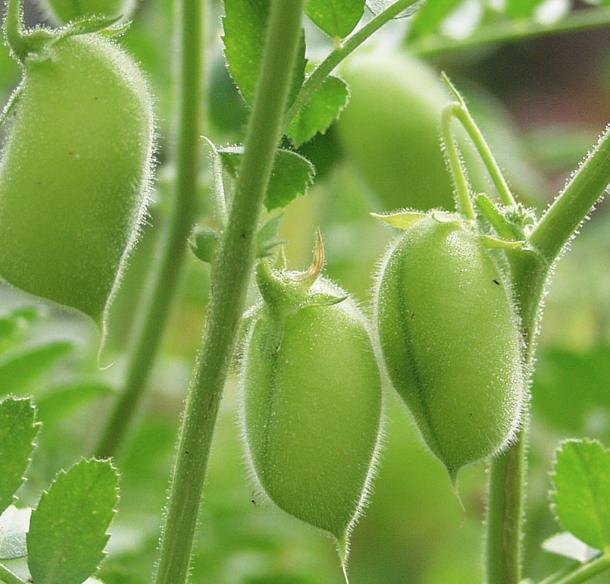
[
  {"left": 0, "top": 33, "right": 154, "bottom": 325},
  {"left": 337, "top": 51, "right": 456, "bottom": 211},
  {"left": 241, "top": 256, "right": 382, "bottom": 549},
  {"left": 375, "top": 215, "right": 525, "bottom": 478},
  {"left": 337, "top": 51, "right": 545, "bottom": 212}
]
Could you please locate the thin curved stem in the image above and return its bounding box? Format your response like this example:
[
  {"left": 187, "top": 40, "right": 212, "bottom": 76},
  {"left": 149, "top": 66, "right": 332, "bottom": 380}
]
[
  {"left": 552, "top": 553, "right": 610, "bottom": 584},
  {"left": 4, "top": 0, "right": 28, "bottom": 61},
  {"left": 153, "top": 1, "right": 306, "bottom": 582},
  {"left": 0, "top": 563, "right": 26, "bottom": 584},
  {"left": 441, "top": 104, "right": 475, "bottom": 219},
  {"left": 452, "top": 106, "right": 516, "bottom": 207},
  {"left": 93, "top": 0, "right": 204, "bottom": 458},
  {"left": 283, "top": 0, "right": 419, "bottom": 128},
  {"left": 409, "top": 8, "right": 610, "bottom": 58}
]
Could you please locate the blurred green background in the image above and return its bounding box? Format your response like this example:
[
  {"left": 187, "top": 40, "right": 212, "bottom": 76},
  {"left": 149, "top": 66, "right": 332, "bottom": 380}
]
[{"left": 1, "top": 1, "right": 610, "bottom": 582}]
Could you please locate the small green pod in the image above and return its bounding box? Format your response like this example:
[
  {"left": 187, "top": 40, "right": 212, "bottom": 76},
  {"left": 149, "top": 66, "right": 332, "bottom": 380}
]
[
  {"left": 0, "top": 33, "right": 154, "bottom": 325},
  {"left": 375, "top": 215, "right": 525, "bottom": 478},
  {"left": 241, "top": 246, "right": 382, "bottom": 551},
  {"left": 36, "top": 0, "right": 136, "bottom": 24}
]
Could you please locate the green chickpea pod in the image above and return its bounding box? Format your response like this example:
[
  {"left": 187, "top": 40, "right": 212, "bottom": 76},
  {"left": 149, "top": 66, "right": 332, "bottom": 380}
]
[
  {"left": 0, "top": 2, "right": 154, "bottom": 327},
  {"left": 241, "top": 237, "right": 383, "bottom": 559},
  {"left": 375, "top": 214, "right": 526, "bottom": 480}
]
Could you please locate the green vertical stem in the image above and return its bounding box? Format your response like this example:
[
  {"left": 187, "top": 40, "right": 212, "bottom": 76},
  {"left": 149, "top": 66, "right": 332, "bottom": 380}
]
[
  {"left": 485, "top": 125, "right": 610, "bottom": 583},
  {"left": 153, "top": 1, "right": 305, "bottom": 582},
  {"left": 94, "top": 0, "right": 204, "bottom": 458}
]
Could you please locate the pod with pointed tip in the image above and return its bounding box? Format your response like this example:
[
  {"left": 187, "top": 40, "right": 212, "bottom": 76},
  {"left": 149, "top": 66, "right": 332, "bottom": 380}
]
[
  {"left": 36, "top": 0, "right": 136, "bottom": 24},
  {"left": 375, "top": 215, "right": 525, "bottom": 478},
  {"left": 241, "top": 256, "right": 382, "bottom": 550},
  {"left": 0, "top": 32, "right": 154, "bottom": 325}
]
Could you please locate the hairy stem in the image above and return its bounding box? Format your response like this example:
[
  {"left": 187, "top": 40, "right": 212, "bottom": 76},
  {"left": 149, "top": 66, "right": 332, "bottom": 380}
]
[
  {"left": 409, "top": 8, "right": 610, "bottom": 58},
  {"left": 153, "top": 1, "right": 305, "bottom": 582},
  {"left": 553, "top": 553, "right": 610, "bottom": 584},
  {"left": 94, "top": 0, "right": 204, "bottom": 458},
  {"left": 485, "top": 116, "right": 610, "bottom": 584},
  {"left": 0, "top": 563, "right": 26, "bottom": 584}
]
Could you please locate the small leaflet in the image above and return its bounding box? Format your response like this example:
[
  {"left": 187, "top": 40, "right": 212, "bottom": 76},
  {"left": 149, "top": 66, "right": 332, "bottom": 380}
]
[
  {"left": 550, "top": 439, "right": 610, "bottom": 551},
  {"left": 27, "top": 459, "right": 119, "bottom": 584}
]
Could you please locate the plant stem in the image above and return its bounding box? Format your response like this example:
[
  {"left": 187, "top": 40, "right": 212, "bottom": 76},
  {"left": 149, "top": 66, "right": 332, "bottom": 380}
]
[
  {"left": 94, "top": 0, "right": 204, "bottom": 458},
  {"left": 452, "top": 106, "right": 516, "bottom": 207},
  {"left": 485, "top": 113, "right": 610, "bottom": 584},
  {"left": 4, "top": 0, "right": 27, "bottom": 62},
  {"left": 553, "top": 553, "right": 610, "bottom": 584},
  {"left": 409, "top": 8, "right": 610, "bottom": 58},
  {"left": 441, "top": 104, "right": 475, "bottom": 219},
  {"left": 283, "top": 0, "right": 419, "bottom": 128},
  {"left": 153, "top": 1, "right": 305, "bottom": 582},
  {"left": 0, "top": 563, "right": 26, "bottom": 584}
]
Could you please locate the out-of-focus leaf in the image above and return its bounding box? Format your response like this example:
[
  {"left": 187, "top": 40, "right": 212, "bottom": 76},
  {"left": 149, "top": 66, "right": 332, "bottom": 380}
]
[
  {"left": 0, "top": 505, "right": 31, "bottom": 560},
  {"left": 551, "top": 439, "right": 610, "bottom": 550},
  {"left": 208, "top": 54, "right": 249, "bottom": 136},
  {"left": 524, "top": 126, "right": 597, "bottom": 172},
  {"left": 0, "top": 341, "right": 73, "bottom": 398},
  {"left": 505, "top": 0, "right": 544, "bottom": 18},
  {"left": 0, "top": 398, "right": 38, "bottom": 516},
  {"left": 36, "top": 381, "right": 114, "bottom": 427},
  {"left": 287, "top": 76, "right": 350, "bottom": 147},
  {"left": 0, "top": 307, "right": 38, "bottom": 351},
  {"left": 306, "top": 0, "right": 365, "bottom": 38},
  {"left": 27, "top": 459, "right": 119, "bottom": 584},
  {"left": 542, "top": 532, "right": 600, "bottom": 562},
  {"left": 407, "top": 0, "right": 461, "bottom": 39},
  {"left": 532, "top": 346, "right": 610, "bottom": 436},
  {"left": 222, "top": 0, "right": 306, "bottom": 106},
  {"left": 220, "top": 147, "right": 315, "bottom": 211}
]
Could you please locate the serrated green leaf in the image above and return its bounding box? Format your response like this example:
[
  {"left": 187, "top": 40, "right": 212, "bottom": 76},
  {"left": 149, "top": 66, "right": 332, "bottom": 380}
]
[
  {"left": 223, "top": 0, "right": 306, "bottom": 106},
  {"left": 0, "top": 506, "right": 31, "bottom": 560},
  {"left": 36, "top": 381, "right": 114, "bottom": 427},
  {"left": 220, "top": 147, "right": 315, "bottom": 211},
  {"left": 306, "top": 0, "right": 365, "bottom": 38},
  {"left": 287, "top": 76, "right": 350, "bottom": 147},
  {"left": 542, "top": 532, "right": 600, "bottom": 562},
  {"left": 551, "top": 439, "right": 610, "bottom": 550},
  {"left": 0, "top": 341, "right": 73, "bottom": 398},
  {"left": 532, "top": 346, "right": 610, "bottom": 434},
  {"left": 0, "top": 398, "right": 38, "bottom": 517},
  {"left": 407, "top": 0, "right": 461, "bottom": 39},
  {"left": 27, "top": 459, "right": 119, "bottom": 584}
]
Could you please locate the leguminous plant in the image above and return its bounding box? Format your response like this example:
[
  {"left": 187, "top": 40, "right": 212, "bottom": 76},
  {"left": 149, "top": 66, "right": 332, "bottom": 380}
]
[{"left": 0, "top": 1, "right": 610, "bottom": 583}]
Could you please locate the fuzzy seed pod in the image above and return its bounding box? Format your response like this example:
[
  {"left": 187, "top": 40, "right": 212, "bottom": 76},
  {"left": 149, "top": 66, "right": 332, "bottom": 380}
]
[{"left": 375, "top": 214, "right": 525, "bottom": 479}]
